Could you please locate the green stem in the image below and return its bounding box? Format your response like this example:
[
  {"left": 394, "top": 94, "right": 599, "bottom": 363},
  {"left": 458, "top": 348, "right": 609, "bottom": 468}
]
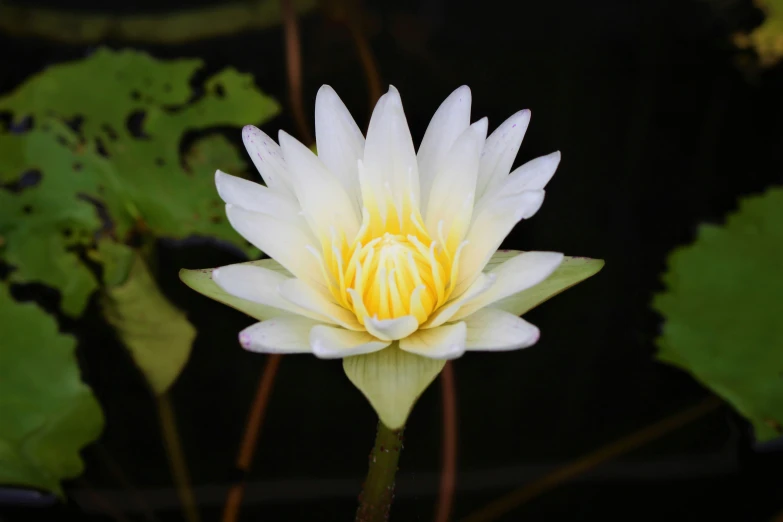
[
  {"left": 355, "top": 421, "right": 404, "bottom": 522},
  {"left": 157, "top": 394, "right": 201, "bottom": 522}
]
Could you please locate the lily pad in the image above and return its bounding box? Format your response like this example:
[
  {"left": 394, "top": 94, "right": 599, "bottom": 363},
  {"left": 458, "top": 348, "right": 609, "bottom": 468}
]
[
  {"left": 653, "top": 187, "right": 783, "bottom": 441},
  {"left": 0, "top": 284, "right": 104, "bottom": 495},
  {"left": 101, "top": 244, "right": 196, "bottom": 394},
  {"left": 0, "top": 48, "right": 279, "bottom": 316}
]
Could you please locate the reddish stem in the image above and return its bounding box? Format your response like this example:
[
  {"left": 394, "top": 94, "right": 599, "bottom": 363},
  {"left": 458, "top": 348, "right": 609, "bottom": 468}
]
[
  {"left": 220, "top": 354, "right": 282, "bottom": 522},
  {"left": 434, "top": 362, "right": 457, "bottom": 522}
]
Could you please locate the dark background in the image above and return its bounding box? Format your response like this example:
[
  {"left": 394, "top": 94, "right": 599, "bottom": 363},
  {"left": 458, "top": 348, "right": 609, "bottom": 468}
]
[{"left": 2, "top": 0, "right": 783, "bottom": 521}]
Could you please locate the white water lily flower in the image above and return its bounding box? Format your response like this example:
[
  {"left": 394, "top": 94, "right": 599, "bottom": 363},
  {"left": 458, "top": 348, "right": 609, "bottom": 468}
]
[{"left": 181, "top": 85, "right": 603, "bottom": 428}]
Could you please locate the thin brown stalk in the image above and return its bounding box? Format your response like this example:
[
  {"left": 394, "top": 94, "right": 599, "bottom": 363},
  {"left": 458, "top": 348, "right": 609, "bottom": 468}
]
[
  {"left": 460, "top": 396, "right": 722, "bottom": 522},
  {"left": 220, "top": 354, "right": 282, "bottom": 522},
  {"left": 434, "top": 362, "right": 457, "bottom": 522},
  {"left": 349, "top": 24, "right": 383, "bottom": 110},
  {"left": 281, "top": 0, "right": 313, "bottom": 146},
  {"left": 157, "top": 393, "right": 201, "bottom": 522}
]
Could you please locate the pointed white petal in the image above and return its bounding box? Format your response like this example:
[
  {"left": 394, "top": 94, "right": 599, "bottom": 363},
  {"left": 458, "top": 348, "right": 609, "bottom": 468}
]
[
  {"left": 225, "top": 204, "right": 325, "bottom": 290},
  {"left": 363, "top": 86, "right": 420, "bottom": 210},
  {"left": 423, "top": 272, "right": 496, "bottom": 329},
  {"left": 239, "top": 316, "right": 321, "bottom": 353},
  {"left": 417, "top": 86, "right": 472, "bottom": 206},
  {"left": 475, "top": 151, "right": 560, "bottom": 216},
  {"left": 278, "top": 278, "right": 364, "bottom": 330},
  {"left": 454, "top": 190, "right": 545, "bottom": 296},
  {"left": 463, "top": 308, "right": 540, "bottom": 351},
  {"left": 399, "top": 322, "right": 467, "bottom": 359},
  {"left": 242, "top": 125, "right": 294, "bottom": 196},
  {"left": 475, "top": 110, "right": 531, "bottom": 200},
  {"left": 215, "top": 170, "right": 300, "bottom": 220},
  {"left": 181, "top": 267, "right": 291, "bottom": 321},
  {"left": 315, "top": 85, "right": 365, "bottom": 213},
  {"left": 310, "top": 325, "right": 390, "bottom": 359},
  {"left": 343, "top": 344, "right": 446, "bottom": 429},
  {"left": 424, "top": 117, "right": 487, "bottom": 241},
  {"left": 279, "top": 131, "right": 360, "bottom": 239},
  {"left": 364, "top": 315, "right": 419, "bottom": 341},
  {"left": 452, "top": 251, "right": 564, "bottom": 320},
  {"left": 212, "top": 264, "right": 302, "bottom": 316},
  {"left": 483, "top": 252, "right": 605, "bottom": 316},
  {"left": 505, "top": 151, "right": 561, "bottom": 191}
]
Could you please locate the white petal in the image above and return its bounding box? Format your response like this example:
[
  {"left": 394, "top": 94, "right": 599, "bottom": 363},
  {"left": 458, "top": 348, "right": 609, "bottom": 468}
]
[
  {"left": 454, "top": 190, "right": 545, "bottom": 297},
  {"left": 363, "top": 86, "right": 420, "bottom": 211},
  {"left": 364, "top": 315, "right": 419, "bottom": 341},
  {"left": 213, "top": 264, "right": 302, "bottom": 316},
  {"left": 452, "top": 251, "right": 564, "bottom": 320},
  {"left": 475, "top": 110, "right": 531, "bottom": 200},
  {"left": 242, "top": 125, "right": 294, "bottom": 196},
  {"left": 180, "top": 264, "right": 292, "bottom": 322},
  {"left": 475, "top": 151, "right": 560, "bottom": 216},
  {"left": 505, "top": 151, "right": 561, "bottom": 191},
  {"left": 343, "top": 345, "right": 446, "bottom": 429},
  {"left": 423, "top": 272, "right": 496, "bottom": 329},
  {"left": 279, "top": 131, "right": 360, "bottom": 239},
  {"left": 225, "top": 204, "right": 324, "bottom": 290},
  {"left": 424, "top": 118, "right": 487, "bottom": 243},
  {"left": 463, "top": 308, "right": 540, "bottom": 351},
  {"left": 239, "top": 316, "right": 321, "bottom": 353},
  {"left": 315, "top": 85, "right": 365, "bottom": 215},
  {"left": 417, "top": 86, "right": 472, "bottom": 206},
  {"left": 278, "top": 278, "right": 363, "bottom": 330},
  {"left": 399, "top": 322, "right": 467, "bottom": 359},
  {"left": 310, "top": 325, "right": 389, "bottom": 359},
  {"left": 215, "top": 170, "right": 300, "bottom": 221}
]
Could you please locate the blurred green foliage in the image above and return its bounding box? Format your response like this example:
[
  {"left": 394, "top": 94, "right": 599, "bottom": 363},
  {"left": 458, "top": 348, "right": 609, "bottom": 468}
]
[
  {"left": 101, "top": 243, "right": 197, "bottom": 394},
  {"left": 0, "top": 49, "right": 280, "bottom": 494},
  {"left": 654, "top": 187, "right": 783, "bottom": 441},
  {"left": 0, "top": 48, "right": 278, "bottom": 316},
  {"left": 0, "top": 284, "right": 104, "bottom": 496},
  {"left": 734, "top": 0, "right": 783, "bottom": 66}
]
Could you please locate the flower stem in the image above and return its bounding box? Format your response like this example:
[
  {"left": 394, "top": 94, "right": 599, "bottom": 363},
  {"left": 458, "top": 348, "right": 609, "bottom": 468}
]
[
  {"left": 355, "top": 421, "right": 404, "bottom": 522},
  {"left": 157, "top": 393, "right": 200, "bottom": 522}
]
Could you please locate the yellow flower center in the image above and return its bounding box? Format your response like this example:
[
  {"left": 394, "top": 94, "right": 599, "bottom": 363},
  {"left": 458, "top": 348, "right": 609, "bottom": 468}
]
[{"left": 317, "top": 202, "right": 465, "bottom": 325}]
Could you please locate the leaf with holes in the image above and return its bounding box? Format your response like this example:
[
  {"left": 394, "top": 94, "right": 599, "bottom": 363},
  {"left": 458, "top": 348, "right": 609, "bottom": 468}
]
[
  {"left": 0, "top": 284, "right": 104, "bottom": 495},
  {"left": 653, "top": 187, "right": 783, "bottom": 441},
  {"left": 0, "top": 48, "right": 278, "bottom": 316}
]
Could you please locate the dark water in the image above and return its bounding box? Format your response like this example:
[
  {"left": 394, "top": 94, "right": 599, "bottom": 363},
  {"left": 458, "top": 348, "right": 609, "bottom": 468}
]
[{"left": 2, "top": 0, "right": 783, "bottom": 521}]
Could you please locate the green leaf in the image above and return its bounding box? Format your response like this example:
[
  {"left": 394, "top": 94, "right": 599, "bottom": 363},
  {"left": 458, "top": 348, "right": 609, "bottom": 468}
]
[
  {"left": 485, "top": 251, "right": 605, "bottom": 316},
  {"left": 0, "top": 284, "right": 104, "bottom": 495},
  {"left": 653, "top": 187, "right": 783, "bottom": 441},
  {"left": 343, "top": 344, "right": 445, "bottom": 430},
  {"left": 179, "top": 259, "right": 292, "bottom": 321},
  {"left": 102, "top": 248, "right": 196, "bottom": 395},
  {"left": 0, "top": 48, "right": 280, "bottom": 317},
  {"left": 732, "top": 0, "right": 783, "bottom": 67},
  {"left": 4, "top": 225, "right": 99, "bottom": 316}
]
